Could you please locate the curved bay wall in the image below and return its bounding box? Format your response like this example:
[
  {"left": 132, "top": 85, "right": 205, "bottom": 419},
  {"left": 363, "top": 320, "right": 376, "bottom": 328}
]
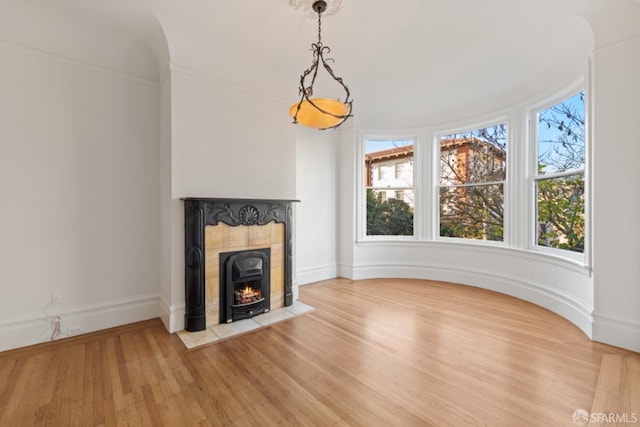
[{"left": 341, "top": 243, "right": 593, "bottom": 337}]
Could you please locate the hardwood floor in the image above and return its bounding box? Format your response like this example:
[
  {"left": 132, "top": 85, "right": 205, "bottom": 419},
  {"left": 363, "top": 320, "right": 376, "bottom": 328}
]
[{"left": 1, "top": 278, "right": 638, "bottom": 426}]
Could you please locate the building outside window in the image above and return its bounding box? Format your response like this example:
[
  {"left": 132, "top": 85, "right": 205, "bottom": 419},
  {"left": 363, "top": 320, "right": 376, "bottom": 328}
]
[
  {"left": 364, "top": 140, "right": 414, "bottom": 236},
  {"left": 438, "top": 124, "right": 507, "bottom": 241}
]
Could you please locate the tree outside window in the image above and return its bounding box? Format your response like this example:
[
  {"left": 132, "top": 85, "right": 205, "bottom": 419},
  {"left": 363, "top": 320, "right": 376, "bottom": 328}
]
[
  {"left": 535, "top": 91, "right": 585, "bottom": 253},
  {"left": 439, "top": 124, "right": 507, "bottom": 241}
]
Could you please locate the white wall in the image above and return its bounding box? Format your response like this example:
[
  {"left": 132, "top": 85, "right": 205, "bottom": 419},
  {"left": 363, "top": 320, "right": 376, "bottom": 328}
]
[
  {"left": 0, "top": 36, "right": 161, "bottom": 352},
  {"left": 337, "top": 127, "right": 358, "bottom": 274},
  {"left": 592, "top": 35, "right": 640, "bottom": 351},
  {"left": 295, "top": 127, "right": 339, "bottom": 286},
  {"left": 170, "top": 68, "right": 296, "bottom": 200},
  {"left": 164, "top": 67, "right": 298, "bottom": 332},
  {"left": 335, "top": 120, "right": 595, "bottom": 339},
  {"left": 158, "top": 68, "right": 173, "bottom": 331}
]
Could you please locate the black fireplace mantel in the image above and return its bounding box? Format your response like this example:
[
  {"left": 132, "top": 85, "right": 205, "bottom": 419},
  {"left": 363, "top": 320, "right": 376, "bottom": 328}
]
[{"left": 182, "top": 197, "right": 299, "bottom": 331}]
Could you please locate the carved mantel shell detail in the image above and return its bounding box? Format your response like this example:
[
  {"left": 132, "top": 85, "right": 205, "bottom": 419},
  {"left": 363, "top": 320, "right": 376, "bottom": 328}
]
[
  {"left": 206, "top": 202, "right": 287, "bottom": 227},
  {"left": 238, "top": 205, "right": 259, "bottom": 225}
]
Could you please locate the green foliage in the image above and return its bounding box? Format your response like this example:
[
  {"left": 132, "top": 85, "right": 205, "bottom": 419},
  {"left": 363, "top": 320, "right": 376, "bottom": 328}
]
[
  {"left": 537, "top": 175, "right": 585, "bottom": 252},
  {"left": 366, "top": 190, "right": 414, "bottom": 236},
  {"left": 439, "top": 184, "right": 504, "bottom": 241}
]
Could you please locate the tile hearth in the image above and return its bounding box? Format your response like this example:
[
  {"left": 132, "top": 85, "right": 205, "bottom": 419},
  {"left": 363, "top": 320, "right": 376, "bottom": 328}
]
[{"left": 177, "top": 301, "right": 314, "bottom": 350}]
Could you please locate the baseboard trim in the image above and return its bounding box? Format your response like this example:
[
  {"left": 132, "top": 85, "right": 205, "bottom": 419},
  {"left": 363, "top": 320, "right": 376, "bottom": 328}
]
[
  {"left": 592, "top": 312, "right": 640, "bottom": 352},
  {"left": 0, "top": 295, "right": 161, "bottom": 353},
  {"left": 297, "top": 264, "right": 338, "bottom": 286},
  {"left": 343, "top": 262, "right": 594, "bottom": 339},
  {"left": 164, "top": 301, "right": 186, "bottom": 334}
]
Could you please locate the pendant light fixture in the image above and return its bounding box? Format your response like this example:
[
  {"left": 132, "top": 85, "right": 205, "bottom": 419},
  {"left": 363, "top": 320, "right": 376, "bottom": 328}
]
[{"left": 289, "top": 0, "right": 353, "bottom": 130}]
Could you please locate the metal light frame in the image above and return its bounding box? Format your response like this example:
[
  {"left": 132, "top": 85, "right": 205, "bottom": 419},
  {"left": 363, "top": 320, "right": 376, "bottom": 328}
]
[{"left": 290, "top": 0, "right": 353, "bottom": 130}]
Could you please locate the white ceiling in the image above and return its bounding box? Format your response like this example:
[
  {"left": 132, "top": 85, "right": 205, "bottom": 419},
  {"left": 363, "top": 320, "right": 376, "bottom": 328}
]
[{"left": 3, "top": 0, "right": 640, "bottom": 127}]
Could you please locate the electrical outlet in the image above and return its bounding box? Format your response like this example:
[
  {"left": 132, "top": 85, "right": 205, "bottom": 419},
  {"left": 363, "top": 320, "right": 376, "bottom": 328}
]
[{"left": 67, "top": 325, "right": 84, "bottom": 336}]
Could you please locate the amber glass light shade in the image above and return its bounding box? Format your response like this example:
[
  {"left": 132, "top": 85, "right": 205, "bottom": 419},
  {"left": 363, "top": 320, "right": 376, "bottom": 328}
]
[{"left": 289, "top": 98, "right": 350, "bottom": 130}]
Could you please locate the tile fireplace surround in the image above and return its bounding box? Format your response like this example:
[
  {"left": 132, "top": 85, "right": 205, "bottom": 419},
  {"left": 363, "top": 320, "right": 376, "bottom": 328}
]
[{"left": 182, "top": 198, "right": 299, "bottom": 333}]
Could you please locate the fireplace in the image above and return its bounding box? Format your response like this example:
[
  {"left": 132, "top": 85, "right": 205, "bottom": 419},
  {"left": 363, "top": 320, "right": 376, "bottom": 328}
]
[
  {"left": 220, "top": 248, "right": 270, "bottom": 323},
  {"left": 183, "top": 198, "right": 298, "bottom": 331}
]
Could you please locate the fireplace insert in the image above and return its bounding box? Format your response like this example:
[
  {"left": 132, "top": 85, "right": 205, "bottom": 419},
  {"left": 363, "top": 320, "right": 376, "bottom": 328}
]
[{"left": 219, "top": 248, "right": 270, "bottom": 323}]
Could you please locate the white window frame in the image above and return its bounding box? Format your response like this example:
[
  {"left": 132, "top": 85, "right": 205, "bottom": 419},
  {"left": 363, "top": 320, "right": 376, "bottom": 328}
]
[
  {"left": 435, "top": 119, "right": 509, "bottom": 247},
  {"left": 358, "top": 134, "right": 418, "bottom": 241},
  {"left": 528, "top": 82, "right": 589, "bottom": 264}
]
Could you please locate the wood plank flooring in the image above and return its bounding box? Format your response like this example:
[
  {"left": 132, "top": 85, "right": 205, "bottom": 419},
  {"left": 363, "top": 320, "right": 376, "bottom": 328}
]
[
  {"left": 589, "top": 354, "right": 640, "bottom": 426},
  {"left": 0, "top": 278, "right": 638, "bottom": 427}
]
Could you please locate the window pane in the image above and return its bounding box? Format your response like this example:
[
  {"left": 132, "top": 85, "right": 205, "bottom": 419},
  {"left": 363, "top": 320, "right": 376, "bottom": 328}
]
[
  {"left": 438, "top": 124, "right": 506, "bottom": 242},
  {"left": 365, "top": 140, "right": 413, "bottom": 187},
  {"left": 536, "top": 175, "right": 584, "bottom": 253},
  {"left": 440, "top": 124, "right": 507, "bottom": 185},
  {"left": 537, "top": 91, "right": 585, "bottom": 175},
  {"left": 366, "top": 189, "right": 414, "bottom": 236},
  {"left": 439, "top": 184, "right": 504, "bottom": 241},
  {"left": 365, "top": 139, "right": 414, "bottom": 237}
]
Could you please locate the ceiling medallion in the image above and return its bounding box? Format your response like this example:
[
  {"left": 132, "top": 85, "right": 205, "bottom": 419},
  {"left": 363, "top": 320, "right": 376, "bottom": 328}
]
[
  {"left": 289, "top": 0, "right": 345, "bottom": 18},
  {"left": 289, "top": 0, "right": 353, "bottom": 130}
]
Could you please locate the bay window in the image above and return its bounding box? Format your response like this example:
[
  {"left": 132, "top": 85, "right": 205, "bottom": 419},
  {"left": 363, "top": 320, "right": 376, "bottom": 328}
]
[{"left": 357, "top": 85, "right": 588, "bottom": 265}]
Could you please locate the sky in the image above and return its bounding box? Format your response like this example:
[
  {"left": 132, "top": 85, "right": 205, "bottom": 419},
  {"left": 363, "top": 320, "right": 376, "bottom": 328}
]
[
  {"left": 365, "top": 139, "right": 413, "bottom": 154},
  {"left": 537, "top": 91, "right": 585, "bottom": 174},
  {"left": 364, "top": 91, "right": 584, "bottom": 171}
]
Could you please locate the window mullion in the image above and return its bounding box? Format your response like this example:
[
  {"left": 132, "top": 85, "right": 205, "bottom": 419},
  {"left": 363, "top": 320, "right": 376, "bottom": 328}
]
[{"left": 440, "top": 179, "right": 506, "bottom": 189}]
